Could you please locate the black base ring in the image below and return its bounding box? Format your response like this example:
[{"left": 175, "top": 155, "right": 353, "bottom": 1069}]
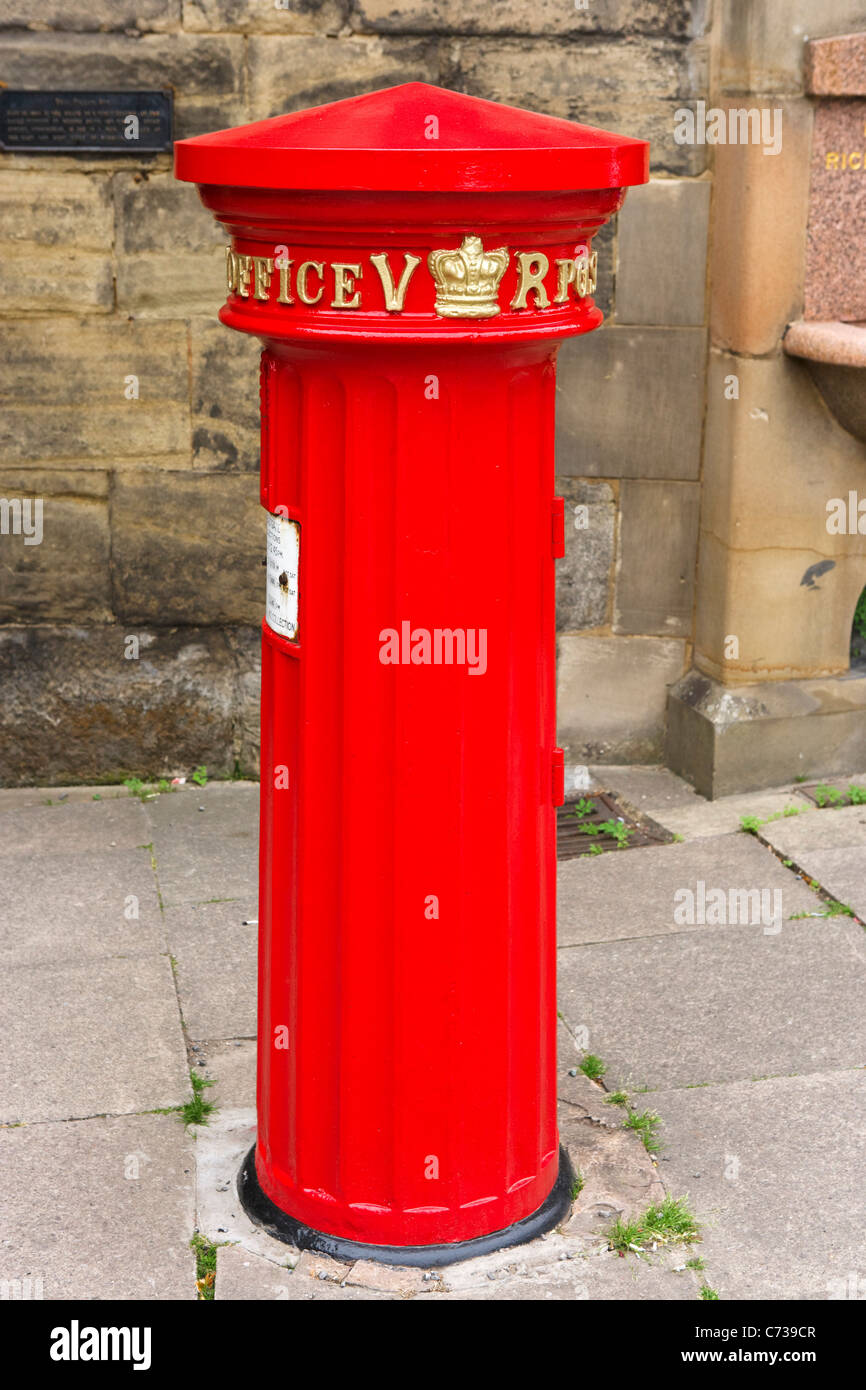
[{"left": 238, "top": 1144, "right": 575, "bottom": 1268}]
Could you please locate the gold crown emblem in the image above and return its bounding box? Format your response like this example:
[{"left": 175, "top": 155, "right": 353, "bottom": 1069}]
[{"left": 427, "top": 235, "right": 510, "bottom": 319}]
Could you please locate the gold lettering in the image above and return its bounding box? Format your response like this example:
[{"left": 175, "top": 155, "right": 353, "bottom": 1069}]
[
  {"left": 236, "top": 254, "right": 253, "bottom": 299},
  {"left": 554, "top": 258, "right": 575, "bottom": 303},
  {"left": 331, "top": 262, "right": 362, "bottom": 309},
  {"left": 277, "top": 260, "right": 294, "bottom": 305},
  {"left": 510, "top": 252, "right": 550, "bottom": 310},
  {"left": 370, "top": 252, "right": 422, "bottom": 311},
  {"left": 225, "top": 247, "right": 239, "bottom": 293},
  {"left": 297, "top": 261, "right": 324, "bottom": 305},
  {"left": 553, "top": 249, "right": 597, "bottom": 303},
  {"left": 850, "top": 151, "right": 863, "bottom": 170},
  {"left": 826, "top": 152, "right": 839, "bottom": 169},
  {"left": 252, "top": 256, "right": 274, "bottom": 302}
]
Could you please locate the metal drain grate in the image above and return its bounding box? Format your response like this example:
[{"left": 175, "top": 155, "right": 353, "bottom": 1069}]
[
  {"left": 556, "top": 789, "right": 674, "bottom": 861},
  {"left": 796, "top": 782, "right": 866, "bottom": 809}
]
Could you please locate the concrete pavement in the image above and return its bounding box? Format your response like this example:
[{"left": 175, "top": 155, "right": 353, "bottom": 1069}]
[{"left": 1, "top": 770, "right": 863, "bottom": 1301}]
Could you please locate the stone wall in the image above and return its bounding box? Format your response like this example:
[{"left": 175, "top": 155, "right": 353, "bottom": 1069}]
[{"left": 0, "top": 0, "right": 710, "bottom": 783}]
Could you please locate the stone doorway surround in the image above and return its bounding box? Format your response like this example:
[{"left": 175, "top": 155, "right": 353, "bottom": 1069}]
[{"left": 667, "top": 11, "right": 866, "bottom": 798}]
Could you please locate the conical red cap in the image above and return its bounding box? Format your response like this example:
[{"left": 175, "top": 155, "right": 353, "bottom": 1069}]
[{"left": 174, "top": 81, "right": 648, "bottom": 193}]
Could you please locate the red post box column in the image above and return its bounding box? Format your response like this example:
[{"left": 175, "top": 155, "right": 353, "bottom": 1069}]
[{"left": 175, "top": 83, "right": 647, "bottom": 1264}]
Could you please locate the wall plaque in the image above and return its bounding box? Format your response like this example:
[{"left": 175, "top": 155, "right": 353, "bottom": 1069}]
[{"left": 0, "top": 90, "right": 173, "bottom": 153}]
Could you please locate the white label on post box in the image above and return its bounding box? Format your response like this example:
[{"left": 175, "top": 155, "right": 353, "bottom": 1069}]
[{"left": 265, "top": 511, "right": 300, "bottom": 642}]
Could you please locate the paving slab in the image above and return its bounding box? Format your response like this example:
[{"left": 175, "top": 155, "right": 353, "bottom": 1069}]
[
  {"left": 777, "top": 846, "right": 866, "bottom": 920},
  {"left": 0, "top": 1113, "right": 195, "bottom": 1300},
  {"left": 417, "top": 1248, "right": 701, "bottom": 1301},
  {"left": 558, "top": 834, "right": 823, "bottom": 946},
  {"left": 648, "top": 791, "right": 812, "bottom": 841},
  {"left": 572, "top": 1249, "right": 704, "bottom": 1302},
  {"left": 557, "top": 918, "right": 866, "bottom": 1091},
  {"left": 0, "top": 795, "right": 150, "bottom": 854},
  {"left": 0, "top": 848, "right": 163, "bottom": 966},
  {"left": 198, "top": 1039, "right": 256, "bottom": 1109},
  {"left": 649, "top": 1069, "right": 866, "bottom": 1300},
  {"left": 215, "top": 1245, "right": 396, "bottom": 1299},
  {"left": 152, "top": 830, "right": 258, "bottom": 908},
  {"left": 589, "top": 764, "right": 703, "bottom": 812},
  {"left": 0, "top": 953, "right": 189, "bottom": 1123},
  {"left": 165, "top": 900, "right": 258, "bottom": 1040},
  {"left": 0, "top": 784, "right": 129, "bottom": 811},
  {"left": 144, "top": 781, "right": 259, "bottom": 837},
  {"left": 215, "top": 1245, "right": 292, "bottom": 1300},
  {"left": 761, "top": 802, "right": 866, "bottom": 855}
]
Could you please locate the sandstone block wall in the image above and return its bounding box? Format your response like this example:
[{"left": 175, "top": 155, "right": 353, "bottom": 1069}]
[{"left": 0, "top": 0, "right": 708, "bottom": 782}]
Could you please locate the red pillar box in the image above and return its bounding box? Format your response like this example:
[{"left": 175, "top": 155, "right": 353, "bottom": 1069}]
[{"left": 175, "top": 83, "right": 647, "bottom": 1265}]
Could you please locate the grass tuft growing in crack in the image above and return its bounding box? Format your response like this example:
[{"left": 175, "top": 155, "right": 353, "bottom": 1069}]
[
  {"left": 181, "top": 1070, "right": 215, "bottom": 1127},
  {"left": 790, "top": 899, "right": 854, "bottom": 919},
  {"left": 191, "top": 1233, "right": 219, "bottom": 1300},
  {"left": 608, "top": 1195, "right": 700, "bottom": 1256},
  {"left": 700, "top": 1283, "right": 720, "bottom": 1300},
  {"left": 596, "top": 1085, "right": 664, "bottom": 1148},
  {"left": 740, "top": 806, "right": 804, "bottom": 836},
  {"left": 578, "top": 1053, "right": 606, "bottom": 1082},
  {"left": 623, "top": 1107, "right": 662, "bottom": 1153}
]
